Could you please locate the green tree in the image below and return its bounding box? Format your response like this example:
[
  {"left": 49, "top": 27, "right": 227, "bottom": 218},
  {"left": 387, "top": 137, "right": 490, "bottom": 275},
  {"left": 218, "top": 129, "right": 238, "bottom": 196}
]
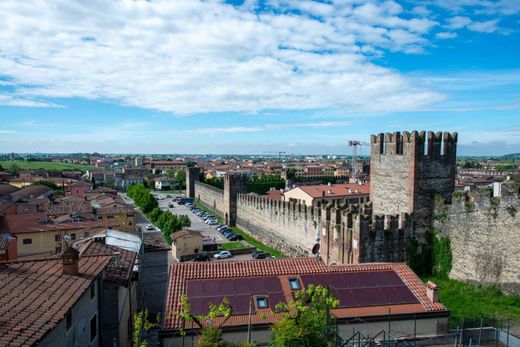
[
  {"left": 133, "top": 309, "right": 160, "bottom": 347},
  {"left": 91, "top": 177, "right": 97, "bottom": 190},
  {"left": 176, "top": 169, "right": 186, "bottom": 187},
  {"left": 149, "top": 207, "right": 163, "bottom": 223},
  {"left": 33, "top": 180, "right": 58, "bottom": 190},
  {"left": 9, "top": 163, "right": 18, "bottom": 176},
  {"left": 176, "top": 294, "right": 233, "bottom": 347},
  {"left": 141, "top": 193, "right": 159, "bottom": 213},
  {"left": 271, "top": 285, "right": 339, "bottom": 347}
]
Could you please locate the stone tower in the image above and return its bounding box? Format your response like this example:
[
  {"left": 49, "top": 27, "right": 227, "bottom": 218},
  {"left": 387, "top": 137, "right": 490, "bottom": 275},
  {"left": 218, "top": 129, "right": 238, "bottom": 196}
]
[
  {"left": 185, "top": 167, "right": 200, "bottom": 198},
  {"left": 369, "top": 131, "right": 457, "bottom": 236},
  {"left": 223, "top": 173, "right": 248, "bottom": 226}
]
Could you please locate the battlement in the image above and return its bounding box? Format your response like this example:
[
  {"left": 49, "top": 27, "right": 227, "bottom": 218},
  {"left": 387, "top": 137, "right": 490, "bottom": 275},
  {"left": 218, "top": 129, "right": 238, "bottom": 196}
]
[{"left": 371, "top": 130, "right": 457, "bottom": 160}]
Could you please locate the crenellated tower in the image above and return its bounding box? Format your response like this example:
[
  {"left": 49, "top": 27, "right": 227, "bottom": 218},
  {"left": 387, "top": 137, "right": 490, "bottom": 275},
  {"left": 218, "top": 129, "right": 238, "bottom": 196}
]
[{"left": 370, "top": 131, "right": 457, "bottom": 238}]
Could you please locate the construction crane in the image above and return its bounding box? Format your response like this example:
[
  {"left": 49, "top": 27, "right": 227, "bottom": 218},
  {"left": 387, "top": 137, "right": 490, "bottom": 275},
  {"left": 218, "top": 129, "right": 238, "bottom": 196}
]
[
  {"left": 263, "top": 151, "right": 286, "bottom": 161},
  {"left": 348, "top": 140, "right": 369, "bottom": 181}
]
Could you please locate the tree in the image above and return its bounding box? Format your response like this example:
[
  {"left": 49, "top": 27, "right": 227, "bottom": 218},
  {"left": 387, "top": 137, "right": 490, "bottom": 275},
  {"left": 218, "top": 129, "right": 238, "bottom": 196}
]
[
  {"left": 176, "top": 294, "right": 233, "bottom": 347},
  {"left": 271, "top": 285, "right": 339, "bottom": 347},
  {"left": 176, "top": 169, "right": 186, "bottom": 187},
  {"left": 91, "top": 177, "right": 97, "bottom": 190},
  {"left": 133, "top": 309, "right": 160, "bottom": 347},
  {"left": 149, "top": 207, "right": 163, "bottom": 223},
  {"left": 0, "top": 163, "right": 3, "bottom": 171},
  {"left": 9, "top": 163, "right": 18, "bottom": 176},
  {"left": 141, "top": 193, "right": 159, "bottom": 213}
]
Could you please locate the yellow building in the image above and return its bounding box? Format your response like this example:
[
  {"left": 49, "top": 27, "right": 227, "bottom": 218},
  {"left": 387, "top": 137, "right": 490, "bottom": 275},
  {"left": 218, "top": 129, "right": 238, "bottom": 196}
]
[{"left": 0, "top": 213, "right": 120, "bottom": 256}]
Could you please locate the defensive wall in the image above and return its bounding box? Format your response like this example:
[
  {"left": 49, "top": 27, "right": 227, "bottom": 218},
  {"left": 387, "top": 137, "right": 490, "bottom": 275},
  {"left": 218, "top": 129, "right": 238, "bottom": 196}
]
[
  {"left": 235, "top": 193, "right": 319, "bottom": 257},
  {"left": 320, "top": 202, "right": 413, "bottom": 265},
  {"left": 193, "top": 181, "right": 225, "bottom": 216},
  {"left": 433, "top": 183, "right": 520, "bottom": 293}
]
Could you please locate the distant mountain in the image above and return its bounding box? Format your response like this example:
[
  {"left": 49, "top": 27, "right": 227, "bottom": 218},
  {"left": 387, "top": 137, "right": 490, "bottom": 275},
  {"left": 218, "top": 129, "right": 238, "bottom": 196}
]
[{"left": 501, "top": 153, "right": 520, "bottom": 160}]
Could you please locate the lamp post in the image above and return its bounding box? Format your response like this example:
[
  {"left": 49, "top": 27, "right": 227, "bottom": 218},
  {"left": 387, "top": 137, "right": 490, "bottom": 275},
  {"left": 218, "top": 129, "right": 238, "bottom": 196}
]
[{"left": 247, "top": 295, "right": 254, "bottom": 344}]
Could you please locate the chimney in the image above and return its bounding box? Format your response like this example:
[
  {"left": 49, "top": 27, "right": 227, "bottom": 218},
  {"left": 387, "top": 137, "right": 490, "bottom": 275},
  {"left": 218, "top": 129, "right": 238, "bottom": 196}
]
[
  {"left": 62, "top": 243, "right": 80, "bottom": 275},
  {"left": 426, "top": 281, "right": 439, "bottom": 303}
]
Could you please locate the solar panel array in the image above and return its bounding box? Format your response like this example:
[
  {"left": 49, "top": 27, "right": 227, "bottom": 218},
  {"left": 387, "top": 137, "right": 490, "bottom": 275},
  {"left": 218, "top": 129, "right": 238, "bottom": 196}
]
[
  {"left": 186, "top": 276, "right": 287, "bottom": 316},
  {"left": 300, "top": 271, "right": 419, "bottom": 308}
]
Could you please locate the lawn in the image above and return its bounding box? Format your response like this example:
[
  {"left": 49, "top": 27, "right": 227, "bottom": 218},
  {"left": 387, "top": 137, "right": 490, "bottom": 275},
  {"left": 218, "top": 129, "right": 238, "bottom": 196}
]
[
  {"left": 425, "top": 276, "right": 520, "bottom": 322},
  {"left": 0, "top": 160, "right": 94, "bottom": 171},
  {"left": 220, "top": 241, "right": 246, "bottom": 250},
  {"left": 194, "top": 201, "right": 286, "bottom": 258}
]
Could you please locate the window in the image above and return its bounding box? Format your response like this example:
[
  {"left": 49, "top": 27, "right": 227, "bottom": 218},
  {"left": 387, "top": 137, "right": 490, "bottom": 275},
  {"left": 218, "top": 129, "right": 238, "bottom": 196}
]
[
  {"left": 256, "top": 296, "right": 268, "bottom": 309},
  {"left": 90, "top": 314, "right": 97, "bottom": 342},
  {"left": 70, "top": 233, "right": 76, "bottom": 241},
  {"left": 23, "top": 238, "right": 32, "bottom": 245},
  {"left": 65, "top": 312, "right": 72, "bottom": 331},
  {"left": 55, "top": 234, "right": 61, "bottom": 242},
  {"left": 90, "top": 283, "right": 96, "bottom": 300},
  {"left": 84, "top": 231, "right": 89, "bottom": 237},
  {"left": 289, "top": 278, "right": 300, "bottom": 290}
]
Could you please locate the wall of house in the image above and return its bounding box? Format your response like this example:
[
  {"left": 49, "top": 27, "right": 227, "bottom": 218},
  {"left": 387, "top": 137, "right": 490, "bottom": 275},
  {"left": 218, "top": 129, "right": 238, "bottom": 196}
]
[
  {"left": 16, "top": 231, "right": 58, "bottom": 256},
  {"left": 97, "top": 212, "right": 135, "bottom": 233},
  {"left": 39, "top": 278, "right": 101, "bottom": 347},
  {"left": 433, "top": 185, "right": 520, "bottom": 294},
  {"left": 172, "top": 236, "right": 203, "bottom": 259},
  {"left": 236, "top": 193, "right": 319, "bottom": 257},
  {"left": 194, "top": 181, "right": 225, "bottom": 216}
]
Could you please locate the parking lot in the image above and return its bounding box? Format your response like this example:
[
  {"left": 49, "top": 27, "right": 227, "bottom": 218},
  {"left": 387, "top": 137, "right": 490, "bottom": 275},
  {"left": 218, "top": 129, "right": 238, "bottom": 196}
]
[{"left": 151, "top": 192, "right": 255, "bottom": 261}]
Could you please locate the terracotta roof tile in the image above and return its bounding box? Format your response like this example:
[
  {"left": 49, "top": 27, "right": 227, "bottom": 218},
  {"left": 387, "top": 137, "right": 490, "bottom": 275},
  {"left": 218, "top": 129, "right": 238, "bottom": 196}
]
[
  {"left": 162, "top": 258, "right": 447, "bottom": 331},
  {"left": 0, "top": 256, "right": 110, "bottom": 346}
]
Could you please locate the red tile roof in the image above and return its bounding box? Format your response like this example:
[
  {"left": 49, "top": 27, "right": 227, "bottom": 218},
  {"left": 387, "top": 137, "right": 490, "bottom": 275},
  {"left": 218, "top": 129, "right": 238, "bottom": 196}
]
[
  {"left": 162, "top": 258, "right": 447, "bottom": 331},
  {"left": 0, "top": 184, "right": 19, "bottom": 195},
  {"left": 0, "top": 256, "right": 111, "bottom": 346},
  {"left": 297, "top": 183, "right": 369, "bottom": 198},
  {"left": 78, "top": 240, "right": 136, "bottom": 285},
  {"left": 0, "top": 213, "right": 120, "bottom": 234}
]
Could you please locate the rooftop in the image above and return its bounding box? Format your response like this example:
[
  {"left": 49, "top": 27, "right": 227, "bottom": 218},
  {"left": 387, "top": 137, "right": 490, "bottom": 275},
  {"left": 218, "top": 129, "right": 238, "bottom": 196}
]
[
  {"left": 0, "top": 256, "right": 111, "bottom": 346},
  {"left": 296, "top": 183, "right": 369, "bottom": 199},
  {"left": 162, "top": 258, "right": 447, "bottom": 332}
]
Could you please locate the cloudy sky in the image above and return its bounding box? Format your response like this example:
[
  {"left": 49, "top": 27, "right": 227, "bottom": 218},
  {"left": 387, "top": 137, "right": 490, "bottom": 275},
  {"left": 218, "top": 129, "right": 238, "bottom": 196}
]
[{"left": 0, "top": 0, "right": 519, "bottom": 155}]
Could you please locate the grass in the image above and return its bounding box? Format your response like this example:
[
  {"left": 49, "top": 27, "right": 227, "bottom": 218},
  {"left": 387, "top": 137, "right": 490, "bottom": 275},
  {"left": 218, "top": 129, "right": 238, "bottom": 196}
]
[
  {"left": 425, "top": 276, "right": 520, "bottom": 322},
  {"left": 0, "top": 160, "right": 94, "bottom": 171},
  {"left": 194, "top": 201, "right": 286, "bottom": 258},
  {"left": 220, "top": 242, "right": 246, "bottom": 250}
]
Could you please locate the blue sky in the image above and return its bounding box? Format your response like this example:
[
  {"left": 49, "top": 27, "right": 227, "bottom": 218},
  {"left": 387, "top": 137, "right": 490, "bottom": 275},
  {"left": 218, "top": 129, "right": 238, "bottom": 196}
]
[{"left": 0, "top": 0, "right": 519, "bottom": 155}]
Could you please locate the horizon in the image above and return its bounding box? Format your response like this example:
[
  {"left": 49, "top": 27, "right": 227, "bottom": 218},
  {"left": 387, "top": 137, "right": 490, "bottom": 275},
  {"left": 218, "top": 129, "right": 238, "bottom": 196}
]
[{"left": 1, "top": 1, "right": 519, "bottom": 155}]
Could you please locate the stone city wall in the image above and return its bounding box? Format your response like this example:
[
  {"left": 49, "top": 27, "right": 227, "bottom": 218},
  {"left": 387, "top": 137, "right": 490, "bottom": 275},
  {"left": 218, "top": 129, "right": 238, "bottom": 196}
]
[
  {"left": 235, "top": 193, "right": 320, "bottom": 257},
  {"left": 434, "top": 184, "right": 520, "bottom": 293},
  {"left": 194, "top": 181, "right": 225, "bottom": 216}
]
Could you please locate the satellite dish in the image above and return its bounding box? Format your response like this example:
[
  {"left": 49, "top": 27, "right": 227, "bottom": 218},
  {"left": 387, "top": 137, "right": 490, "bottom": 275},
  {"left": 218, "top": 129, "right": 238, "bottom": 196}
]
[
  {"left": 64, "top": 235, "right": 72, "bottom": 242},
  {"left": 311, "top": 243, "right": 320, "bottom": 255}
]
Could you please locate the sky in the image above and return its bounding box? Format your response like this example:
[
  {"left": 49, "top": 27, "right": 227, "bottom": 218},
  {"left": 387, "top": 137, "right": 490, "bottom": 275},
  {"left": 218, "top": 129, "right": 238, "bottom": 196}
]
[{"left": 0, "top": 0, "right": 519, "bottom": 156}]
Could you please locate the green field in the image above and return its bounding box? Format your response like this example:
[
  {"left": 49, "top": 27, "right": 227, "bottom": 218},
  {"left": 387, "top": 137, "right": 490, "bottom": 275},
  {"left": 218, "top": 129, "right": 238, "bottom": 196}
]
[
  {"left": 194, "top": 201, "right": 286, "bottom": 258},
  {"left": 0, "top": 160, "right": 94, "bottom": 171},
  {"left": 220, "top": 241, "right": 247, "bottom": 250},
  {"left": 425, "top": 276, "right": 520, "bottom": 322}
]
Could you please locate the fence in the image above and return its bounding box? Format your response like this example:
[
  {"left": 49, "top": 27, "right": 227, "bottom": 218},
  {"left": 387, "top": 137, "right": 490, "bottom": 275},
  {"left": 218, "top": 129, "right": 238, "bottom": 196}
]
[{"left": 334, "top": 317, "right": 520, "bottom": 347}]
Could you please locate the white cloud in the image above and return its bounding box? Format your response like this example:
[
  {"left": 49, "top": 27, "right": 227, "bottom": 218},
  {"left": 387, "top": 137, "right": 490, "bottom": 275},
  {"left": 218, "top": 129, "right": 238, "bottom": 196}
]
[
  {"left": 468, "top": 19, "right": 500, "bottom": 33},
  {"left": 175, "top": 121, "right": 353, "bottom": 136},
  {"left": 445, "top": 16, "right": 473, "bottom": 29},
  {"left": 436, "top": 31, "right": 458, "bottom": 39},
  {"left": 0, "top": 0, "right": 444, "bottom": 115}
]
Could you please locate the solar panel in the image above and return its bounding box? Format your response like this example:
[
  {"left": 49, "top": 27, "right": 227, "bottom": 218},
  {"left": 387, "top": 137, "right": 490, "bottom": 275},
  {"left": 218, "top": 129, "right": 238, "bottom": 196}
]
[
  {"left": 204, "top": 280, "right": 219, "bottom": 296},
  {"left": 265, "top": 277, "right": 283, "bottom": 293},
  {"left": 186, "top": 280, "right": 204, "bottom": 297},
  {"left": 234, "top": 295, "right": 254, "bottom": 315},
  {"left": 219, "top": 279, "right": 235, "bottom": 295},
  {"left": 269, "top": 292, "right": 287, "bottom": 309}
]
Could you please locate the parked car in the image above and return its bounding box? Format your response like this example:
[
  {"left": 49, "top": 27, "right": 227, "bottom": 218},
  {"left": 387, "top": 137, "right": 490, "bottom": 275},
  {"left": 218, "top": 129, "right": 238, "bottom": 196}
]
[
  {"left": 252, "top": 251, "right": 269, "bottom": 259},
  {"left": 168, "top": 203, "right": 174, "bottom": 208},
  {"left": 166, "top": 195, "right": 172, "bottom": 198},
  {"left": 225, "top": 233, "right": 237, "bottom": 240},
  {"left": 146, "top": 224, "right": 154, "bottom": 230},
  {"left": 214, "top": 251, "right": 233, "bottom": 259},
  {"left": 222, "top": 230, "right": 234, "bottom": 237},
  {"left": 193, "top": 253, "right": 211, "bottom": 262},
  {"left": 208, "top": 220, "right": 218, "bottom": 225},
  {"left": 216, "top": 224, "right": 227, "bottom": 230}
]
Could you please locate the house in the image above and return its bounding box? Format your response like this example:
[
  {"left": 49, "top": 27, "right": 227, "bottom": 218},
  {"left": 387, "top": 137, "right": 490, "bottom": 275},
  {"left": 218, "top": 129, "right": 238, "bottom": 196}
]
[
  {"left": 155, "top": 177, "right": 172, "bottom": 191},
  {"left": 171, "top": 229, "right": 204, "bottom": 261},
  {"left": 0, "top": 213, "right": 120, "bottom": 256},
  {"left": 160, "top": 258, "right": 449, "bottom": 346},
  {"left": 147, "top": 160, "right": 186, "bottom": 174},
  {"left": 9, "top": 184, "right": 53, "bottom": 202},
  {"left": 0, "top": 183, "right": 19, "bottom": 200},
  {"left": 75, "top": 230, "right": 142, "bottom": 346},
  {"left": 120, "top": 175, "right": 143, "bottom": 190},
  {"left": 283, "top": 182, "right": 369, "bottom": 207},
  {"left": 69, "top": 181, "right": 93, "bottom": 197},
  {"left": 0, "top": 246, "right": 111, "bottom": 346}
]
